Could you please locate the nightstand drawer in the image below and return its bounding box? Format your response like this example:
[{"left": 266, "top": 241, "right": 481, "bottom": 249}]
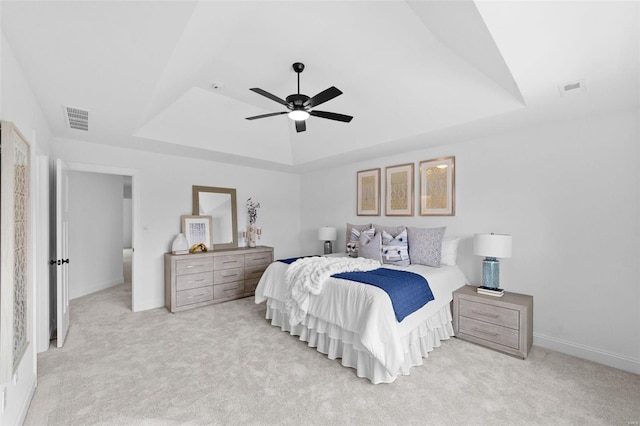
[
  {"left": 459, "top": 299, "right": 519, "bottom": 329},
  {"left": 176, "top": 286, "right": 213, "bottom": 307},
  {"left": 214, "top": 281, "right": 245, "bottom": 299},
  {"left": 459, "top": 316, "right": 519, "bottom": 349},
  {"left": 176, "top": 258, "right": 214, "bottom": 275},
  {"left": 176, "top": 271, "right": 213, "bottom": 291},
  {"left": 214, "top": 268, "right": 244, "bottom": 284}
]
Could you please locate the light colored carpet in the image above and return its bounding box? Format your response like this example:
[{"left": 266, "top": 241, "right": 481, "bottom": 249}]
[{"left": 25, "top": 261, "right": 639, "bottom": 425}]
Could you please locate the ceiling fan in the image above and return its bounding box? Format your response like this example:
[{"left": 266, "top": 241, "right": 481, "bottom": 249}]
[{"left": 245, "top": 62, "right": 353, "bottom": 133}]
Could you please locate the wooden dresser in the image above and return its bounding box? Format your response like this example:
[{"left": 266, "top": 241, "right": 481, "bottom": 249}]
[
  {"left": 452, "top": 285, "right": 533, "bottom": 358},
  {"left": 164, "top": 246, "right": 273, "bottom": 313}
]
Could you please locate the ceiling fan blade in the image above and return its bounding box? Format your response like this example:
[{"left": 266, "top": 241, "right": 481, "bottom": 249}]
[
  {"left": 303, "top": 86, "right": 342, "bottom": 108},
  {"left": 295, "top": 120, "right": 306, "bottom": 133},
  {"left": 250, "top": 88, "right": 289, "bottom": 107},
  {"left": 309, "top": 110, "right": 353, "bottom": 123},
  {"left": 245, "top": 111, "right": 287, "bottom": 120}
]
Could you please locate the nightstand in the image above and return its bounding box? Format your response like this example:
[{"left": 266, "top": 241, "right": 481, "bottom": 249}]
[{"left": 452, "top": 285, "right": 533, "bottom": 358}]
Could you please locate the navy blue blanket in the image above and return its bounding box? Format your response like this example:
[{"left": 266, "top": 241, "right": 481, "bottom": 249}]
[{"left": 332, "top": 268, "right": 434, "bottom": 322}]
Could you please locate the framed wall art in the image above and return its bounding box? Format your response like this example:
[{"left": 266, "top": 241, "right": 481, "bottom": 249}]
[
  {"left": 385, "top": 163, "right": 414, "bottom": 216},
  {"left": 1, "top": 121, "right": 31, "bottom": 381},
  {"left": 419, "top": 156, "right": 455, "bottom": 216},
  {"left": 181, "top": 215, "right": 214, "bottom": 250},
  {"left": 356, "top": 168, "right": 381, "bottom": 216}
]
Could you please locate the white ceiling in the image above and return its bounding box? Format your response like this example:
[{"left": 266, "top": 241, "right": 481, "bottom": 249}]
[{"left": 2, "top": 1, "right": 638, "bottom": 173}]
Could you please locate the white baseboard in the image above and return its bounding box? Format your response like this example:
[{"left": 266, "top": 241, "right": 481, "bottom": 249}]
[
  {"left": 70, "top": 276, "right": 124, "bottom": 300},
  {"left": 534, "top": 333, "right": 640, "bottom": 375}
]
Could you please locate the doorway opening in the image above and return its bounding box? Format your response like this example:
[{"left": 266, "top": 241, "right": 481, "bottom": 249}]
[{"left": 48, "top": 161, "right": 139, "bottom": 349}]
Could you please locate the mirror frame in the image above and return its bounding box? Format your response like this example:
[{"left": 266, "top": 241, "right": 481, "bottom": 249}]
[{"left": 192, "top": 185, "right": 238, "bottom": 250}]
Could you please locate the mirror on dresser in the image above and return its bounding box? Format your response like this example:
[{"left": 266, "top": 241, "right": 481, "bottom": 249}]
[{"left": 192, "top": 186, "right": 238, "bottom": 250}]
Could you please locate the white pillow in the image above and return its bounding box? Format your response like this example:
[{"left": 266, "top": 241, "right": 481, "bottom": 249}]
[
  {"left": 440, "top": 237, "right": 460, "bottom": 266},
  {"left": 381, "top": 229, "right": 410, "bottom": 267}
]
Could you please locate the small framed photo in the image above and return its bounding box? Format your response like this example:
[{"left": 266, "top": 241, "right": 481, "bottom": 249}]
[
  {"left": 385, "top": 163, "right": 414, "bottom": 216},
  {"left": 419, "top": 156, "right": 455, "bottom": 216},
  {"left": 181, "top": 215, "right": 213, "bottom": 249},
  {"left": 357, "top": 168, "right": 381, "bottom": 216}
]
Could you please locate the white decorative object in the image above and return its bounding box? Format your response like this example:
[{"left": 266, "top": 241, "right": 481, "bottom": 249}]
[{"left": 171, "top": 233, "right": 189, "bottom": 255}]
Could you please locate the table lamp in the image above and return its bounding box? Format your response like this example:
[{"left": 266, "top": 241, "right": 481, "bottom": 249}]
[
  {"left": 318, "top": 226, "right": 337, "bottom": 255},
  {"left": 473, "top": 233, "right": 512, "bottom": 289}
]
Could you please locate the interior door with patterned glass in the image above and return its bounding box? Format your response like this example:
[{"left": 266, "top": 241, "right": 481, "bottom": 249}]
[{"left": 0, "top": 121, "right": 30, "bottom": 380}]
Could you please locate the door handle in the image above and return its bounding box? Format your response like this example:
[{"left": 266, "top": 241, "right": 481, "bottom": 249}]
[
  {"left": 62, "top": 259, "right": 69, "bottom": 264},
  {"left": 49, "top": 260, "right": 57, "bottom": 265}
]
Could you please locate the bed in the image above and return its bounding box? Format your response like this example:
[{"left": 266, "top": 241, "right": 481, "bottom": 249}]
[{"left": 254, "top": 230, "right": 469, "bottom": 383}]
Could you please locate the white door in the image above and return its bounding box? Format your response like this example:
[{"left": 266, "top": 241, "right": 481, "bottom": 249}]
[{"left": 55, "top": 158, "right": 70, "bottom": 347}]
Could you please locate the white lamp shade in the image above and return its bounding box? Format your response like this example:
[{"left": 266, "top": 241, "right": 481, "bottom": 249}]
[
  {"left": 474, "top": 233, "right": 512, "bottom": 258},
  {"left": 318, "top": 226, "right": 337, "bottom": 241}
]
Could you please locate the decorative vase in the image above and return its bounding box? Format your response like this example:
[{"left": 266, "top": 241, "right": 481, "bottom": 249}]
[
  {"left": 249, "top": 223, "right": 257, "bottom": 247},
  {"left": 171, "top": 233, "right": 189, "bottom": 255}
]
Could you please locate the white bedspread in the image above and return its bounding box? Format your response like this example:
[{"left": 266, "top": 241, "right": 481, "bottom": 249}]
[
  {"left": 285, "top": 257, "right": 380, "bottom": 326},
  {"left": 255, "top": 259, "right": 468, "bottom": 378}
]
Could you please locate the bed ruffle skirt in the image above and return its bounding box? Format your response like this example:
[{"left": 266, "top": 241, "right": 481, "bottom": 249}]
[{"left": 263, "top": 298, "right": 454, "bottom": 384}]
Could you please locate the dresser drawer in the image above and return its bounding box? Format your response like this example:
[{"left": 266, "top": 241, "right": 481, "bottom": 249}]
[
  {"left": 245, "top": 252, "right": 272, "bottom": 267},
  {"left": 459, "top": 299, "right": 519, "bottom": 329},
  {"left": 176, "top": 257, "right": 214, "bottom": 275},
  {"left": 176, "top": 271, "right": 213, "bottom": 291},
  {"left": 245, "top": 265, "right": 268, "bottom": 280},
  {"left": 214, "top": 254, "right": 245, "bottom": 270},
  {"left": 214, "top": 281, "right": 245, "bottom": 299},
  {"left": 176, "top": 286, "right": 213, "bottom": 307},
  {"left": 244, "top": 278, "right": 260, "bottom": 294},
  {"left": 459, "top": 316, "right": 519, "bottom": 349},
  {"left": 214, "top": 268, "right": 244, "bottom": 284}
]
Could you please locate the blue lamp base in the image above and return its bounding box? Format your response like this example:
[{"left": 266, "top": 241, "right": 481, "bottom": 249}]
[{"left": 482, "top": 257, "right": 500, "bottom": 289}]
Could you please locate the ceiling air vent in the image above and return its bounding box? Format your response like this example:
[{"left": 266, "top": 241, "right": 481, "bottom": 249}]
[
  {"left": 63, "top": 105, "right": 89, "bottom": 131},
  {"left": 558, "top": 79, "right": 586, "bottom": 97}
]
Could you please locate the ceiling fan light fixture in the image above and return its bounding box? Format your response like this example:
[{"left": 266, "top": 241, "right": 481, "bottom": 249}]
[{"left": 288, "top": 110, "right": 310, "bottom": 121}]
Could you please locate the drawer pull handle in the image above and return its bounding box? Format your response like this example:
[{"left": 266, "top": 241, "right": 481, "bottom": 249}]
[
  {"left": 472, "top": 327, "right": 499, "bottom": 338},
  {"left": 189, "top": 279, "right": 205, "bottom": 283},
  {"left": 223, "top": 261, "right": 239, "bottom": 264},
  {"left": 187, "top": 293, "right": 206, "bottom": 299},
  {"left": 224, "top": 287, "right": 239, "bottom": 292},
  {"left": 222, "top": 274, "right": 239, "bottom": 278},
  {"left": 471, "top": 310, "right": 500, "bottom": 319}
]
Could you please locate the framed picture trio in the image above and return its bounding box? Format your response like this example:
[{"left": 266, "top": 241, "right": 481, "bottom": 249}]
[{"left": 356, "top": 156, "right": 455, "bottom": 217}]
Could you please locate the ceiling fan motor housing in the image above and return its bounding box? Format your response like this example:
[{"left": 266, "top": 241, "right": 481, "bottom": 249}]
[{"left": 286, "top": 94, "right": 310, "bottom": 110}]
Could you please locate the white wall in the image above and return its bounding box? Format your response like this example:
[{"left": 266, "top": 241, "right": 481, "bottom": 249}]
[
  {"left": 300, "top": 109, "right": 640, "bottom": 374},
  {"left": 0, "top": 31, "right": 53, "bottom": 426},
  {"left": 123, "top": 198, "right": 133, "bottom": 248},
  {"left": 68, "top": 171, "right": 124, "bottom": 299},
  {"left": 52, "top": 138, "right": 302, "bottom": 311}
]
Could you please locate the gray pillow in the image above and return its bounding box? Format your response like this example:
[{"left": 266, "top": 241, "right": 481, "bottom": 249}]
[
  {"left": 346, "top": 223, "right": 372, "bottom": 257},
  {"left": 359, "top": 231, "right": 382, "bottom": 263},
  {"left": 407, "top": 226, "right": 446, "bottom": 267}
]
